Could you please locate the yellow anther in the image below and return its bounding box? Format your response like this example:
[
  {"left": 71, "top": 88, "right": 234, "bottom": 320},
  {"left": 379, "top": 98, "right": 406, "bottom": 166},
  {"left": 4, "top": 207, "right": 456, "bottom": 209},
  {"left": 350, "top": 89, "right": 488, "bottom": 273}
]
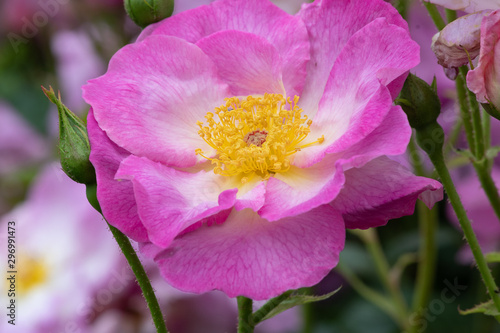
[{"left": 195, "top": 93, "right": 324, "bottom": 181}]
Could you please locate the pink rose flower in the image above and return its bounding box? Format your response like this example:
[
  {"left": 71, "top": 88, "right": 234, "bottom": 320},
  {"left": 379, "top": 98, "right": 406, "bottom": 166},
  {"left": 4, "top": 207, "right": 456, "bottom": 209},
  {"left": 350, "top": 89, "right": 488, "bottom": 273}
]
[
  {"left": 83, "top": 0, "right": 443, "bottom": 300},
  {"left": 467, "top": 10, "right": 500, "bottom": 109}
]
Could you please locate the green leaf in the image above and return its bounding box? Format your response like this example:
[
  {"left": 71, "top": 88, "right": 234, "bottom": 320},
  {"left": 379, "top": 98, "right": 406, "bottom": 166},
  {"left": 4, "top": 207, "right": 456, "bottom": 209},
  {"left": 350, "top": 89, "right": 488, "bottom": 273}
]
[
  {"left": 459, "top": 299, "right": 500, "bottom": 316},
  {"left": 257, "top": 288, "right": 341, "bottom": 323},
  {"left": 486, "top": 146, "right": 500, "bottom": 160},
  {"left": 485, "top": 252, "right": 500, "bottom": 264},
  {"left": 454, "top": 148, "right": 474, "bottom": 160}
]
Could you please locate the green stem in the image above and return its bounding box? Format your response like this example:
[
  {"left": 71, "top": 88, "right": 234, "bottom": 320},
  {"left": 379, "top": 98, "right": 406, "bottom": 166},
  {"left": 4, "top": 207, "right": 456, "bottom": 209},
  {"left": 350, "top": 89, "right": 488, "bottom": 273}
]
[
  {"left": 460, "top": 66, "right": 485, "bottom": 158},
  {"left": 444, "top": 118, "right": 463, "bottom": 157},
  {"left": 237, "top": 296, "right": 254, "bottom": 333},
  {"left": 86, "top": 184, "right": 168, "bottom": 333},
  {"left": 445, "top": 9, "right": 457, "bottom": 23},
  {"left": 473, "top": 162, "right": 500, "bottom": 223},
  {"left": 483, "top": 109, "right": 491, "bottom": 154},
  {"left": 410, "top": 203, "right": 438, "bottom": 333},
  {"left": 353, "top": 229, "right": 409, "bottom": 329},
  {"left": 415, "top": 125, "right": 500, "bottom": 320},
  {"left": 337, "top": 263, "right": 401, "bottom": 324},
  {"left": 423, "top": 2, "right": 446, "bottom": 30},
  {"left": 252, "top": 290, "right": 293, "bottom": 325},
  {"left": 456, "top": 68, "right": 477, "bottom": 156}
]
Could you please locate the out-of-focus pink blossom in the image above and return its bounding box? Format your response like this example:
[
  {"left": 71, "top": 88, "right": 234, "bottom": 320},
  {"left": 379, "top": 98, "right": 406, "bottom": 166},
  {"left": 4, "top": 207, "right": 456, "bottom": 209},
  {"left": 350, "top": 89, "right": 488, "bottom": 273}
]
[
  {"left": 52, "top": 29, "right": 105, "bottom": 113},
  {"left": 0, "top": 102, "right": 47, "bottom": 174},
  {"left": 0, "top": 163, "right": 124, "bottom": 332},
  {"left": 426, "top": 0, "right": 500, "bottom": 13},
  {"left": 467, "top": 9, "right": 500, "bottom": 109},
  {"left": 84, "top": 0, "right": 442, "bottom": 300}
]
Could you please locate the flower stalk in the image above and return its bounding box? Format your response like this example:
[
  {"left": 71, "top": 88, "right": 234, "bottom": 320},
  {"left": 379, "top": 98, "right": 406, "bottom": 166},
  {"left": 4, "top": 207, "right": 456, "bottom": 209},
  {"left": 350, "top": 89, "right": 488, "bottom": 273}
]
[
  {"left": 237, "top": 296, "right": 254, "bottom": 333},
  {"left": 415, "top": 123, "right": 500, "bottom": 319},
  {"left": 86, "top": 184, "right": 169, "bottom": 333}
]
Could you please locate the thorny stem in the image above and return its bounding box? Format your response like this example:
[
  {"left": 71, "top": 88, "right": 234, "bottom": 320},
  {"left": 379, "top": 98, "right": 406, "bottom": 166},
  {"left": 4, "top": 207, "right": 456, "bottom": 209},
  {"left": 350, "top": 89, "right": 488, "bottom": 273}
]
[{"left": 86, "top": 184, "right": 168, "bottom": 333}]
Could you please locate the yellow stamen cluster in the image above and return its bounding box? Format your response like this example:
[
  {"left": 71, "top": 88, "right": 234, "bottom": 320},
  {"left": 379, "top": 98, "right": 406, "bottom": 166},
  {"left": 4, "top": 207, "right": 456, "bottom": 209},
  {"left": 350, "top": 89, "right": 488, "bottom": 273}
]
[
  {"left": 196, "top": 93, "right": 324, "bottom": 181},
  {"left": 16, "top": 255, "right": 47, "bottom": 296}
]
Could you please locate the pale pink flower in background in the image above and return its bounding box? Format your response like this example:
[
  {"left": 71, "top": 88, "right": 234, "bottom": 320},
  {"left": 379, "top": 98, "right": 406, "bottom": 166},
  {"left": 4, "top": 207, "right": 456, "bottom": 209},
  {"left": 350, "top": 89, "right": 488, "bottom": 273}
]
[
  {"left": 426, "top": 0, "right": 500, "bottom": 13},
  {"left": 467, "top": 10, "right": 500, "bottom": 109},
  {"left": 83, "top": 0, "right": 442, "bottom": 300},
  {"left": 51, "top": 29, "right": 105, "bottom": 113},
  {"left": 0, "top": 102, "right": 47, "bottom": 175},
  {"left": 0, "top": 164, "right": 124, "bottom": 332}
]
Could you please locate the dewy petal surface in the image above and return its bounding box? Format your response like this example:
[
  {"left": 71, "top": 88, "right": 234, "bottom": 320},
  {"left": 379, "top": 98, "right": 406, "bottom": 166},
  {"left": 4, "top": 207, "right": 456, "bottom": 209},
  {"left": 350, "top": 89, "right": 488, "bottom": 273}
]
[
  {"left": 116, "top": 155, "right": 238, "bottom": 248},
  {"left": 297, "top": 0, "right": 409, "bottom": 113},
  {"left": 153, "top": 206, "right": 345, "bottom": 300},
  {"left": 196, "top": 30, "right": 285, "bottom": 96},
  {"left": 87, "top": 109, "right": 149, "bottom": 242},
  {"left": 83, "top": 35, "right": 230, "bottom": 168},
  {"left": 331, "top": 156, "right": 443, "bottom": 229},
  {"left": 140, "top": 0, "right": 310, "bottom": 97}
]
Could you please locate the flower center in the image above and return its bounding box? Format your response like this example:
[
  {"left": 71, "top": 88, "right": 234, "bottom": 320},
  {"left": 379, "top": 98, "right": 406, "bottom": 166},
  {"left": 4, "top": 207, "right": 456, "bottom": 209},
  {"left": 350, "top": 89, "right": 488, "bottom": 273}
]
[
  {"left": 195, "top": 93, "right": 324, "bottom": 181},
  {"left": 7, "top": 254, "right": 48, "bottom": 297}
]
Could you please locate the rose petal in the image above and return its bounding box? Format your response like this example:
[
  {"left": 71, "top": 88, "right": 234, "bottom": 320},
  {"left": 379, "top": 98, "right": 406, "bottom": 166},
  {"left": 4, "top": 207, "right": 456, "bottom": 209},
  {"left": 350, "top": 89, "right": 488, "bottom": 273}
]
[
  {"left": 140, "top": 0, "right": 310, "bottom": 97},
  {"left": 196, "top": 30, "right": 285, "bottom": 96},
  {"left": 298, "top": 0, "right": 409, "bottom": 113},
  {"left": 467, "top": 10, "right": 500, "bottom": 108},
  {"left": 294, "top": 18, "right": 419, "bottom": 167},
  {"left": 259, "top": 104, "right": 411, "bottom": 221},
  {"left": 83, "top": 35, "right": 230, "bottom": 168},
  {"left": 87, "top": 109, "right": 149, "bottom": 242},
  {"left": 153, "top": 206, "right": 345, "bottom": 300},
  {"left": 331, "top": 156, "right": 443, "bottom": 229},
  {"left": 116, "top": 155, "right": 238, "bottom": 248}
]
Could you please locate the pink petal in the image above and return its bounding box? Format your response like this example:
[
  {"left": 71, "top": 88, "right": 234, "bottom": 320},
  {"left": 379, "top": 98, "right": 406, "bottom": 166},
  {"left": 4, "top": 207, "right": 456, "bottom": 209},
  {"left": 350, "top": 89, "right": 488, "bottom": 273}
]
[
  {"left": 87, "top": 109, "right": 149, "bottom": 242},
  {"left": 116, "top": 155, "right": 238, "bottom": 248},
  {"left": 83, "top": 35, "right": 230, "bottom": 168},
  {"left": 140, "top": 0, "right": 309, "bottom": 97},
  {"left": 196, "top": 30, "right": 285, "bottom": 96},
  {"left": 259, "top": 104, "right": 411, "bottom": 221},
  {"left": 153, "top": 206, "right": 345, "bottom": 300},
  {"left": 467, "top": 10, "right": 500, "bottom": 108},
  {"left": 298, "top": 0, "right": 410, "bottom": 113},
  {"left": 331, "top": 156, "right": 443, "bottom": 229},
  {"left": 295, "top": 17, "right": 419, "bottom": 167}
]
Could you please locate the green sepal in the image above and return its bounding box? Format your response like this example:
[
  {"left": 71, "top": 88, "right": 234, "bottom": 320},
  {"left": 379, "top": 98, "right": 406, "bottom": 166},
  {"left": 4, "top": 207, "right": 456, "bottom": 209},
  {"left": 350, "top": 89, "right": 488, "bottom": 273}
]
[
  {"left": 482, "top": 102, "right": 500, "bottom": 121},
  {"left": 256, "top": 287, "right": 341, "bottom": 323},
  {"left": 459, "top": 299, "right": 500, "bottom": 317},
  {"left": 125, "top": 0, "right": 174, "bottom": 28},
  {"left": 42, "top": 86, "right": 96, "bottom": 185}
]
